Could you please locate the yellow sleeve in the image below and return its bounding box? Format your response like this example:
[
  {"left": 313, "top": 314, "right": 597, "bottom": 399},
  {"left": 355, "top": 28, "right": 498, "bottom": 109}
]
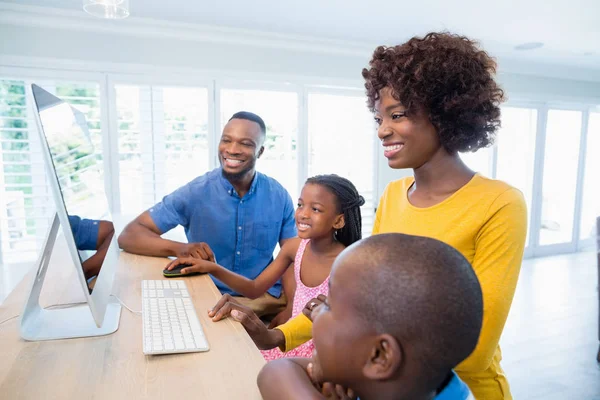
[
  {"left": 274, "top": 314, "right": 313, "bottom": 352},
  {"left": 372, "top": 184, "right": 389, "bottom": 235},
  {"left": 456, "top": 188, "right": 527, "bottom": 373}
]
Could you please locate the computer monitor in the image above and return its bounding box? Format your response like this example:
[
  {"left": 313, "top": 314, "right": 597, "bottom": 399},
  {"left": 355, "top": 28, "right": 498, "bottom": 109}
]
[{"left": 19, "top": 84, "right": 121, "bottom": 341}]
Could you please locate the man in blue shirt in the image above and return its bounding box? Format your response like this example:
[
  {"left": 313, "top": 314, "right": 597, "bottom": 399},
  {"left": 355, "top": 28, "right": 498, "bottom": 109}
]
[
  {"left": 68, "top": 215, "right": 115, "bottom": 281},
  {"left": 118, "top": 111, "right": 297, "bottom": 318}
]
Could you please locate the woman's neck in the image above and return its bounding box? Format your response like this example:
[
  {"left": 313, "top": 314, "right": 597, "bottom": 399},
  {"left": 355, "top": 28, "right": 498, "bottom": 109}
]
[{"left": 412, "top": 149, "right": 474, "bottom": 195}]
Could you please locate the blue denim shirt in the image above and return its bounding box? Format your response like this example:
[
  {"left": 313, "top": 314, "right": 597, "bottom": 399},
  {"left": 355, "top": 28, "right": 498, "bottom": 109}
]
[
  {"left": 68, "top": 215, "right": 100, "bottom": 251},
  {"left": 149, "top": 168, "right": 297, "bottom": 297}
]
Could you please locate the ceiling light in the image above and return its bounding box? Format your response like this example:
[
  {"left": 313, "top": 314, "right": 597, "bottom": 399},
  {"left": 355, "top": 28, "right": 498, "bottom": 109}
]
[
  {"left": 514, "top": 42, "right": 544, "bottom": 51},
  {"left": 83, "top": 0, "right": 129, "bottom": 19}
]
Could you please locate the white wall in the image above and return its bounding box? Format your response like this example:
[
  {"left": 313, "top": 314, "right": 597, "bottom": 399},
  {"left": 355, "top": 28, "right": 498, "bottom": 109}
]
[
  {"left": 1, "top": 22, "right": 600, "bottom": 201},
  {"left": 0, "top": 24, "right": 367, "bottom": 82}
]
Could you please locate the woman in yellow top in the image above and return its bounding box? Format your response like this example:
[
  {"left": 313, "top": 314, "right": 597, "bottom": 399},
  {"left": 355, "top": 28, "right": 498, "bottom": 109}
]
[{"left": 209, "top": 32, "right": 526, "bottom": 400}]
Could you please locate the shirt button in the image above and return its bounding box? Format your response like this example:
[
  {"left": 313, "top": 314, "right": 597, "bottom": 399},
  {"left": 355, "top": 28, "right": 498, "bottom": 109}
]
[
  {"left": 238, "top": 226, "right": 242, "bottom": 230},
  {"left": 236, "top": 251, "right": 240, "bottom": 255}
]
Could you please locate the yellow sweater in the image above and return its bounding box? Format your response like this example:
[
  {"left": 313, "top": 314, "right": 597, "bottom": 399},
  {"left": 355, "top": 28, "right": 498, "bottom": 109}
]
[{"left": 277, "top": 174, "right": 527, "bottom": 400}]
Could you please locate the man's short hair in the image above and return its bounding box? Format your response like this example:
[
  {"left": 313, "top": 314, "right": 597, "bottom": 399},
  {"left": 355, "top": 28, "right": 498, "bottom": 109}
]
[{"left": 229, "top": 111, "right": 266, "bottom": 137}]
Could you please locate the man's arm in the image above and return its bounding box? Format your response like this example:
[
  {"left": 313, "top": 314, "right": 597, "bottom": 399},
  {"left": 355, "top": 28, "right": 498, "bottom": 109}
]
[
  {"left": 81, "top": 220, "right": 114, "bottom": 279},
  {"left": 117, "top": 211, "right": 187, "bottom": 257}
]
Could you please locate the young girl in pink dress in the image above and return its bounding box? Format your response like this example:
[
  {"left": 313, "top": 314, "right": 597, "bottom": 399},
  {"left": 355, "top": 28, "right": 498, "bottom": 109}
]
[{"left": 166, "top": 174, "right": 364, "bottom": 360}]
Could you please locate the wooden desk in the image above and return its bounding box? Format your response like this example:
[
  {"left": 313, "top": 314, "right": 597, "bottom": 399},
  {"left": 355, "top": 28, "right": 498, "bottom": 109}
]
[{"left": 0, "top": 238, "right": 266, "bottom": 399}]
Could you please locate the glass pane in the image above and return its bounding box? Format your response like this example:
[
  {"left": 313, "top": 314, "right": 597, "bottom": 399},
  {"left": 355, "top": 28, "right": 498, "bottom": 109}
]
[
  {"left": 307, "top": 92, "right": 375, "bottom": 237},
  {"left": 580, "top": 112, "right": 600, "bottom": 242},
  {"left": 115, "top": 85, "right": 147, "bottom": 215},
  {"left": 496, "top": 107, "right": 537, "bottom": 247},
  {"left": 220, "top": 89, "right": 298, "bottom": 200},
  {"left": 539, "top": 110, "right": 582, "bottom": 246},
  {"left": 460, "top": 148, "right": 491, "bottom": 177},
  {"left": 160, "top": 87, "right": 210, "bottom": 197}
]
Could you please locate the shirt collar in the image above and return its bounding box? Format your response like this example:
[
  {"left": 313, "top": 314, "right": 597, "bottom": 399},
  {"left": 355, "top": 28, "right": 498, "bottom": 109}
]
[
  {"left": 434, "top": 371, "right": 473, "bottom": 400},
  {"left": 218, "top": 167, "right": 260, "bottom": 197}
]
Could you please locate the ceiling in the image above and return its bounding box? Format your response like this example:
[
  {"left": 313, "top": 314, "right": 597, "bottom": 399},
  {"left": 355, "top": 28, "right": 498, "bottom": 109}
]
[{"left": 2, "top": 0, "right": 600, "bottom": 71}]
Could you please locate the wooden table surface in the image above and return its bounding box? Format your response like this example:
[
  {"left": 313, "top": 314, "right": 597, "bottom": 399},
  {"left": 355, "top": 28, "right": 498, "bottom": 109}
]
[{"left": 0, "top": 237, "right": 265, "bottom": 400}]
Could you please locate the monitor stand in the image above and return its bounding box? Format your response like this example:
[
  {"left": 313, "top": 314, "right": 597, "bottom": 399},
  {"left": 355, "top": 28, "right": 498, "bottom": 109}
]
[{"left": 20, "top": 213, "right": 121, "bottom": 341}]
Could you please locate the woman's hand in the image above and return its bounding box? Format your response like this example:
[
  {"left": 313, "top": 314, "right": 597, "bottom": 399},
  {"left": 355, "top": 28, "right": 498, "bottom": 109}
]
[
  {"left": 208, "top": 294, "right": 284, "bottom": 350},
  {"left": 302, "top": 294, "right": 327, "bottom": 321}
]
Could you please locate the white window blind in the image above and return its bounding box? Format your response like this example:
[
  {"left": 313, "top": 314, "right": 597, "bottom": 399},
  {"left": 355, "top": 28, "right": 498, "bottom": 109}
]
[
  {"left": 115, "top": 85, "right": 210, "bottom": 216},
  {"left": 307, "top": 92, "right": 376, "bottom": 237},
  {"left": 0, "top": 79, "right": 101, "bottom": 263}
]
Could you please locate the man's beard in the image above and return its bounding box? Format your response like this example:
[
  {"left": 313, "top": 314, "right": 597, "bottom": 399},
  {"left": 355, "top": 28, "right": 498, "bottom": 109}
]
[{"left": 220, "top": 157, "right": 256, "bottom": 182}]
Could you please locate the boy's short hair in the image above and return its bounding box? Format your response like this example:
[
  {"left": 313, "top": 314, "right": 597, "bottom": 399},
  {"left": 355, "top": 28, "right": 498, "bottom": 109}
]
[{"left": 347, "top": 233, "right": 483, "bottom": 378}]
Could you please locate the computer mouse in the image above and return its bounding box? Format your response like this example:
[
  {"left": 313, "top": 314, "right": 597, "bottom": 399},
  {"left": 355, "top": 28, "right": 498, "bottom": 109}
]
[{"left": 162, "top": 263, "right": 203, "bottom": 278}]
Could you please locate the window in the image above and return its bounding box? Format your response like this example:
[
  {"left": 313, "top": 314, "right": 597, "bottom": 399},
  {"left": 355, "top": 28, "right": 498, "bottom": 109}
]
[
  {"left": 579, "top": 112, "right": 600, "bottom": 242},
  {"left": 0, "top": 79, "right": 101, "bottom": 263},
  {"left": 460, "top": 147, "right": 492, "bottom": 177},
  {"left": 159, "top": 87, "right": 210, "bottom": 197},
  {"left": 115, "top": 85, "right": 150, "bottom": 215},
  {"left": 307, "top": 92, "right": 376, "bottom": 237},
  {"left": 539, "top": 110, "right": 582, "bottom": 246},
  {"left": 496, "top": 107, "right": 538, "bottom": 246},
  {"left": 115, "top": 85, "right": 210, "bottom": 215}
]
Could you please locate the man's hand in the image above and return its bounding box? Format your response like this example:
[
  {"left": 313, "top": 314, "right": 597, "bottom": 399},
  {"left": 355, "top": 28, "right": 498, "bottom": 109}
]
[
  {"left": 302, "top": 294, "right": 327, "bottom": 321},
  {"left": 165, "top": 257, "right": 217, "bottom": 275},
  {"left": 176, "top": 242, "right": 216, "bottom": 261},
  {"left": 208, "top": 294, "right": 284, "bottom": 350}
]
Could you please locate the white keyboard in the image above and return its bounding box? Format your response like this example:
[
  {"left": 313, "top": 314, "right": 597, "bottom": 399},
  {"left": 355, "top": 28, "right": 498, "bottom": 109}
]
[{"left": 142, "top": 280, "right": 209, "bottom": 355}]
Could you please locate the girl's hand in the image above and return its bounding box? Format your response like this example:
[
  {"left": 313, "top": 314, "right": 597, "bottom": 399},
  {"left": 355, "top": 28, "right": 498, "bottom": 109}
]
[
  {"left": 165, "top": 257, "right": 216, "bottom": 275},
  {"left": 302, "top": 294, "right": 327, "bottom": 322}
]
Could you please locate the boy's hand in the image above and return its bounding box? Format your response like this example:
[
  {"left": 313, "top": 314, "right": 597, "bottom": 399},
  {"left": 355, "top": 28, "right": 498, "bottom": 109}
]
[
  {"left": 302, "top": 294, "right": 327, "bottom": 321},
  {"left": 176, "top": 242, "right": 216, "bottom": 261},
  {"left": 307, "top": 361, "right": 356, "bottom": 400},
  {"left": 165, "top": 257, "right": 216, "bottom": 274}
]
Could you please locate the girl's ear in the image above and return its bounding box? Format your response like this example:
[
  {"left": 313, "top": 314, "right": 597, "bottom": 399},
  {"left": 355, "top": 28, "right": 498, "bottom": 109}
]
[{"left": 333, "top": 214, "right": 345, "bottom": 230}]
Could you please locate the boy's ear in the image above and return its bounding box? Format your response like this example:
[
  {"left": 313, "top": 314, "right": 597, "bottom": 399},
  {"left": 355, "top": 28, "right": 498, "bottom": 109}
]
[
  {"left": 333, "top": 214, "right": 345, "bottom": 230},
  {"left": 257, "top": 146, "right": 265, "bottom": 159},
  {"left": 362, "top": 334, "right": 402, "bottom": 381}
]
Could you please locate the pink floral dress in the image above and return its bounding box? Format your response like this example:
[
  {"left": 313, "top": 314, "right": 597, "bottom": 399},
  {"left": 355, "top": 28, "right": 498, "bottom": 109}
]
[{"left": 260, "top": 239, "right": 329, "bottom": 361}]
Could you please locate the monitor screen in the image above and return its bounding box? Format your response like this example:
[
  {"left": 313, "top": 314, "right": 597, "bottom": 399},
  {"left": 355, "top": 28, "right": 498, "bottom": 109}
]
[{"left": 31, "top": 84, "right": 114, "bottom": 292}]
